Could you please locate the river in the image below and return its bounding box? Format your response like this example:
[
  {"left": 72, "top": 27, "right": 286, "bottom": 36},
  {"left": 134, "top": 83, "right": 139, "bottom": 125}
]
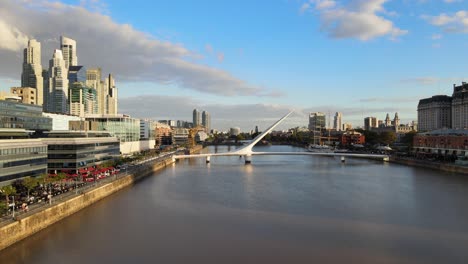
[{"left": 1, "top": 145, "right": 468, "bottom": 263}]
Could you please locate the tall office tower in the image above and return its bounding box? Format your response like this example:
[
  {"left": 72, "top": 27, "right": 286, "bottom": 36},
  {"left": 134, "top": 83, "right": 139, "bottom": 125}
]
[
  {"left": 333, "top": 112, "right": 342, "bottom": 131},
  {"left": 452, "top": 82, "right": 468, "bottom": 129},
  {"left": 393, "top": 112, "right": 400, "bottom": 127},
  {"left": 385, "top": 113, "right": 392, "bottom": 127},
  {"left": 364, "top": 117, "right": 378, "bottom": 130},
  {"left": 202, "top": 110, "right": 211, "bottom": 132},
  {"left": 21, "top": 39, "right": 43, "bottom": 106},
  {"left": 193, "top": 109, "right": 201, "bottom": 126},
  {"left": 308, "top": 112, "right": 326, "bottom": 131},
  {"left": 60, "top": 36, "right": 78, "bottom": 69},
  {"left": 105, "top": 74, "right": 118, "bottom": 115},
  {"left": 69, "top": 82, "right": 97, "bottom": 117},
  {"left": 47, "top": 49, "right": 69, "bottom": 114},
  {"left": 86, "top": 68, "right": 104, "bottom": 114}
]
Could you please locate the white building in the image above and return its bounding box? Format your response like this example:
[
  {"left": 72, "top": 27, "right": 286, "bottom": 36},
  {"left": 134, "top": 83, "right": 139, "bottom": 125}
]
[
  {"left": 43, "top": 112, "right": 82, "bottom": 130},
  {"left": 46, "top": 49, "right": 69, "bottom": 114},
  {"left": 60, "top": 36, "right": 78, "bottom": 69},
  {"left": 418, "top": 95, "right": 452, "bottom": 132},
  {"left": 21, "top": 39, "right": 43, "bottom": 106},
  {"left": 230, "top": 127, "right": 241, "bottom": 136}
]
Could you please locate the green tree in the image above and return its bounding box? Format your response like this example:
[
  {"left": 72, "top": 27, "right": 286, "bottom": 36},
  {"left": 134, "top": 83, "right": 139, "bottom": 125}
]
[
  {"left": 0, "top": 201, "right": 7, "bottom": 215},
  {"left": 379, "top": 131, "right": 397, "bottom": 145},
  {"left": 401, "top": 131, "right": 417, "bottom": 147},
  {"left": 0, "top": 185, "right": 17, "bottom": 207},
  {"left": 22, "top": 177, "right": 38, "bottom": 200}
]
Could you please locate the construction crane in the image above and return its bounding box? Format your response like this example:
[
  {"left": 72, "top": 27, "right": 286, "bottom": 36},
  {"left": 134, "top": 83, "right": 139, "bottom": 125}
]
[{"left": 188, "top": 125, "right": 205, "bottom": 148}]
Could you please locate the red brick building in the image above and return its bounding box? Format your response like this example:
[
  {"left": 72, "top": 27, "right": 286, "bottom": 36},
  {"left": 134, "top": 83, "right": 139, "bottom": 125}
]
[
  {"left": 340, "top": 131, "right": 365, "bottom": 146},
  {"left": 413, "top": 129, "right": 468, "bottom": 156}
]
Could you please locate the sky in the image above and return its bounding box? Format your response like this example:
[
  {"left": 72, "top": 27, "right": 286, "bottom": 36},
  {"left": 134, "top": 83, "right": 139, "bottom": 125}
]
[{"left": 0, "top": 0, "right": 467, "bottom": 131}]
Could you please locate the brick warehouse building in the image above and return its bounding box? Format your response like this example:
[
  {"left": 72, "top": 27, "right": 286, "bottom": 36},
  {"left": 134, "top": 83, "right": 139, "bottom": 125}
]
[
  {"left": 413, "top": 129, "right": 468, "bottom": 157},
  {"left": 340, "top": 131, "right": 365, "bottom": 147}
]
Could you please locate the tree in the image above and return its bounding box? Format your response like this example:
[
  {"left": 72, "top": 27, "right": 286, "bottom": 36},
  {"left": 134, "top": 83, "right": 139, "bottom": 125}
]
[
  {"left": 379, "top": 131, "right": 397, "bottom": 145},
  {"left": 0, "top": 185, "right": 17, "bottom": 208},
  {"left": 401, "top": 131, "right": 417, "bottom": 147},
  {"left": 22, "top": 177, "right": 38, "bottom": 200}
]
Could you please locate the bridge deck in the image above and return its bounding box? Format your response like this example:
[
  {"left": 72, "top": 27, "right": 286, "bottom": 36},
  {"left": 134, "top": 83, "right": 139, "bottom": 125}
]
[{"left": 173, "top": 152, "right": 389, "bottom": 160}]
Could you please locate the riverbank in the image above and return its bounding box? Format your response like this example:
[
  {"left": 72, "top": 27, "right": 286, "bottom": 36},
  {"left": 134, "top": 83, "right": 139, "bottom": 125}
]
[
  {"left": 390, "top": 156, "right": 468, "bottom": 174},
  {"left": 0, "top": 157, "right": 175, "bottom": 251}
]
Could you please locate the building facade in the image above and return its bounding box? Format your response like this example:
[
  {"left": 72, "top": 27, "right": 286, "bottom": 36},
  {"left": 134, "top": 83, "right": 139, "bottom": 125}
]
[
  {"left": 413, "top": 129, "right": 468, "bottom": 157},
  {"left": 80, "top": 115, "right": 140, "bottom": 142},
  {"left": 333, "top": 112, "right": 342, "bottom": 131},
  {"left": 0, "top": 139, "right": 48, "bottom": 187},
  {"left": 309, "top": 112, "right": 326, "bottom": 131},
  {"left": 21, "top": 39, "right": 43, "bottom": 106},
  {"left": 60, "top": 36, "right": 78, "bottom": 69},
  {"left": 105, "top": 74, "right": 118, "bottom": 115},
  {"left": 452, "top": 82, "right": 468, "bottom": 129},
  {"left": 46, "top": 49, "right": 69, "bottom": 114},
  {"left": 417, "top": 95, "right": 452, "bottom": 132},
  {"left": 364, "top": 117, "right": 378, "bottom": 130},
  {"left": 42, "top": 112, "right": 82, "bottom": 131},
  {"left": 0, "top": 100, "right": 52, "bottom": 132},
  {"left": 69, "top": 82, "right": 97, "bottom": 117},
  {"left": 155, "top": 122, "right": 172, "bottom": 147},
  {"left": 202, "top": 111, "right": 211, "bottom": 132},
  {"left": 193, "top": 109, "right": 201, "bottom": 127},
  {"left": 340, "top": 131, "right": 365, "bottom": 147},
  {"left": 10, "top": 87, "right": 36, "bottom": 105}
]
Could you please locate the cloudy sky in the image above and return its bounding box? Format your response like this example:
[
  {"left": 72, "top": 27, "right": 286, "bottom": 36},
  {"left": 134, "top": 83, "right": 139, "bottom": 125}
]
[{"left": 0, "top": 0, "right": 467, "bottom": 131}]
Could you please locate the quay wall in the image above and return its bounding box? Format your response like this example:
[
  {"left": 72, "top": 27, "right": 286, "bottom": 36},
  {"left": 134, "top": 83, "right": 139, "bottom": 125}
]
[
  {"left": 0, "top": 158, "right": 174, "bottom": 251},
  {"left": 390, "top": 157, "right": 468, "bottom": 174}
]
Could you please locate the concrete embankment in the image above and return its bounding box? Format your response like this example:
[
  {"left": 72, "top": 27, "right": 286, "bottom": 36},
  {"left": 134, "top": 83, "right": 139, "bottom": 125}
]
[
  {"left": 0, "top": 158, "right": 175, "bottom": 251},
  {"left": 390, "top": 157, "right": 468, "bottom": 174}
]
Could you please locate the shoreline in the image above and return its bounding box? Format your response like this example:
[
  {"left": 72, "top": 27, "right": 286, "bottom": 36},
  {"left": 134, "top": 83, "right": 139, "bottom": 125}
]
[{"left": 0, "top": 156, "right": 176, "bottom": 251}]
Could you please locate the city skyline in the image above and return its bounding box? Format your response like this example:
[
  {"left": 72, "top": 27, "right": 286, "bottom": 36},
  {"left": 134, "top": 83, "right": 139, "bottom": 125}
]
[{"left": 0, "top": 0, "right": 467, "bottom": 130}]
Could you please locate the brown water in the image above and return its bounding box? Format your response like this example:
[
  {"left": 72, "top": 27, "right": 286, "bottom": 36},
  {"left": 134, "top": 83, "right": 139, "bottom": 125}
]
[{"left": 1, "top": 145, "right": 468, "bottom": 264}]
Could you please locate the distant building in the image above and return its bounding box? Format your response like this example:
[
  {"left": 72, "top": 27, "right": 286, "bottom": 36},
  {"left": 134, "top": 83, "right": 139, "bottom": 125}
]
[
  {"left": 193, "top": 109, "right": 201, "bottom": 126},
  {"left": 172, "top": 128, "right": 189, "bottom": 145},
  {"left": 309, "top": 112, "right": 326, "bottom": 131},
  {"left": 230, "top": 127, "right": 241, "bottom": 136},
  {"left": 46, "top": 49, "right": 69, "bottom": 114},
  {"left": 10, "top": 87, "right": 36, "bottom": 105},
  {"left": 155, "top": 122, "right": 172, "bottom": 147},
  {"left": 195, "top": 131, "right": 208, "bottom": 142},
  {"left": 202, "top": 110, "right": 211, "bottom": 132},
  {"left": 413, "top": 129, "right": 468, "bottom": 157},
  {"left": 452, "top": 82, "right": 468, "bottom": 129},
  {"left": 79, "top": 114, "right": 140, "bottom": 142},
  {"left": 69, "top": 82, "right": 97, "bottom": 117},
  {"left": 417, "top": 95, "right": 452, "bottom": 132},
  {"left": 342, "top": 123, "right": 353, "bottom": 131},
  {"left": 104, "top": 74, "right": 118, "bottom": 115},
  {"left": 364, "top": 117, "right": 378, "bottom": 130},
  {"left": 21, "top": 39, "right": 43, "bottom": 106},
  {"left": 340, "top": 131, "right": 365, "bottom": 147},
  {"left": 42, "top": 112, "right": 82, "bottom": 131},
  {"left": 140, "top": 119, "right": 157, "bottom": 140},
  {"left": 333, "top": 112, "right": 342, "bottom": 131},
  {"left": 60, "top": 36, "right": 78, "bottom": 69}
]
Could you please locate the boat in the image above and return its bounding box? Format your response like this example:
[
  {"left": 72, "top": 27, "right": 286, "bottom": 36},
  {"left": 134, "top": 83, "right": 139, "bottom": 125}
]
[{"left": 307, "top": 144, "right": 333, "bottom": 153}]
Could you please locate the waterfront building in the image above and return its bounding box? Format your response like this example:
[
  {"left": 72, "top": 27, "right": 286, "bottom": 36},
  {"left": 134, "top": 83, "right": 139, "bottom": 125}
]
[
  {"left": 42, "top": 112, "right": 82, "bottom": 131},
  {"left": 69, "top": 82, "right": 97, "bottom": 117},
  {"left": 193, "top": 109, "right": 201, "bottom": 127},
  {"left": 10, "top": 87, "right": 36, "bottom": 105},
  {"left": 0, "top": 100, "right": 52, "bottom": 132},
  {"left": 155, "top": 122, "right": 172, "bottom": 147},
  {"left": 21, "top": 39, "right": 43, "bottom": 106},
  {"left": 140, "top": 119, "right": 156, "bottom": 140},
  {"left": 43, "top": 131, "right": 119, "bottom": 174},
  {"left": 413, "top": 129, "right": 468, "bottom": 157},
  {"left": 333, "top": 112, "right": 342, "bottom": 131},
  {"left": 340, "top": 131, "right": 365, "bottom": 147},
  {"left": 195, "top": 131, "right": 208, "bottom": 142},
  {"left": 309, "top": 112, "right": 326, "bottom": 131},
  {"left": 451, "top": 82, "right": 468, "bottom": 129},
  {"left": 60, "top": 36, "right": 78, "bottom": 69},
  {"left": 46, "top": 49, "right": 69, "bottom": 114},
  {"left": 202, "top": 111, "right": 211, "bottom": 132},
  {"left": 417, "top": 95, "right": 452, "bottom": 132},
  {"left": 364, "top": 117, "right": 378, "bottom": 131},
  {"left": 172, "top": 128, "right": 189, "bottom": 145},
  {"left": 80, "top": 114, "right": 140, "bottom": 142},
  {"left": 0, "top": 138, "right": 48, "bottom": 187}
]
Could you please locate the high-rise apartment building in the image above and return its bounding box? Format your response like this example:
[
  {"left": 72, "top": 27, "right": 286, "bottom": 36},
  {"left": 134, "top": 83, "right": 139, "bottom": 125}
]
[
  {"left": 10, "top": 87, "right": 36, "bottom": 105},
  {"left": 21, "top": 39, "right": 43, "bottom": 106},
  {"left": 417, "top": 95, "right": 452, "bottom": 132},
  {"left": 86, "top": 68, "right": 104, "bottom": 114},
  {"left": 193, "top": 109, "right": 201, "bottom": 126},
  {"left": 60, "top": 36, "right": 78, "bottom": 69},
  {"left": 46, "top": 49, "right": 69, "bottom": 114},
  {"left": 69, "top": 82, "right": 97, "bottom": 117},
  {"left": 364, "top": 117, "right": 378, "bottom": 130},
  {"left": 202, "top": 111, "right": 211, "bottom": 132},
  {"left": 308, "top": 112, "right": 326, "bottom": 131},
  {"left": 452, "top": 82, "right": 468, "bottom": 129},
  {"left": 333, "top": 112, "right": 342, "bottom": 131},
  {"left": 105, "top": 74, "right": 118, "bottom": 115}
]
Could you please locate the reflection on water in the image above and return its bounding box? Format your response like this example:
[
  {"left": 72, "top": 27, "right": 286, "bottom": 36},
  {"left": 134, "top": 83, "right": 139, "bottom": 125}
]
[{"left": 2, "top": 145, "right": 468, "bottom": 264}]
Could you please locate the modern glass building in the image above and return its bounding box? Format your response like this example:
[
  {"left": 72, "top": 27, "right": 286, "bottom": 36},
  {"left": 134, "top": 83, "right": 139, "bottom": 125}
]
[
  {"left": 0, "top": 100, "right": 52, "bottom": 132},
  {"left": 43, "top": 131, "right": 120, "bottom": 173},
  {"left": 83, "top": 115, "right": 140, "bottom": 142},
  {"left": 0, "top": 139, "right": 48, "bottom": 187},
  {"left": 69, "top": 82, "right": 97, "bottom": 117}
]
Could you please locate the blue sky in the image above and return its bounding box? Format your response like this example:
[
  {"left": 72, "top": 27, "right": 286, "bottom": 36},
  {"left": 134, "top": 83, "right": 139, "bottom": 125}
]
[{"left": 0, "top": 0, "right": 467, "bottom": 130}]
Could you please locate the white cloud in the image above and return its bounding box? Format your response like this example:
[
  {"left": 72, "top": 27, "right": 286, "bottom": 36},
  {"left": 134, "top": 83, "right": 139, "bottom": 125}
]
[
  {"left": 423, "top": 11, "right": 468, "bottom": 33},
  {"left": 0, "top": 0, "right": 279, "bottom": 97},
  {"left": 305, "top": 0, "right": 407, "bottom": 41},
  {"left": 217, "top": 52, "right": 225, "bottom": 63},
  {"left": 431, "top": 33, "right": 443, "bottom": 39}
]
